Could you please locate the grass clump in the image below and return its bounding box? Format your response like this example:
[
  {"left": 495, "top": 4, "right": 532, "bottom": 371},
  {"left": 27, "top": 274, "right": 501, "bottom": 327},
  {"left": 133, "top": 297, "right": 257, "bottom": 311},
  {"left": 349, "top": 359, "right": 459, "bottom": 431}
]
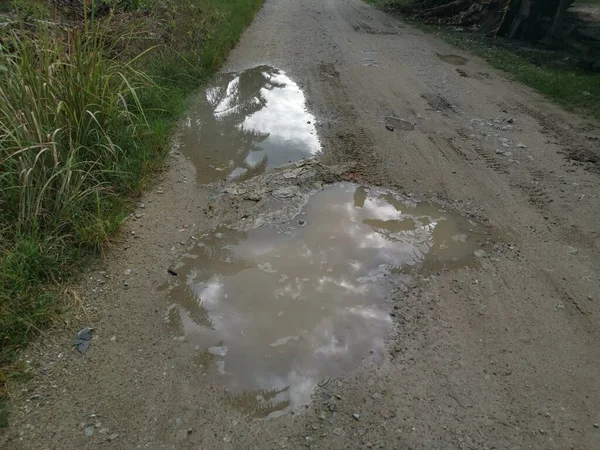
[
  {"left": 0, "top": 19, "right": 151, "bottom": 366},
  {"left": 0, "top": 0, "right": 264, "bottom": 425}
]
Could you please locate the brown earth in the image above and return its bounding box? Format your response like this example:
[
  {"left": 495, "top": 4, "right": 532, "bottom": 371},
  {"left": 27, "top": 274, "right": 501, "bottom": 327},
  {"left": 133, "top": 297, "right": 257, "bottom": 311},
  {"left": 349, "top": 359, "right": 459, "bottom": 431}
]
[{"left": 2, "top": 0, "right": 600, "bottom": 449}]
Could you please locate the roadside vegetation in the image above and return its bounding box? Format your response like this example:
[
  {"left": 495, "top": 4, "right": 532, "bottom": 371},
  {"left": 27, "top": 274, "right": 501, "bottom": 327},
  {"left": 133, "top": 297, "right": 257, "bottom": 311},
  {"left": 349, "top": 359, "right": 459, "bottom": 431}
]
[
  {"left": 368, "top": 0, "right": 600, "bottom": 121},
  {"left": 0, "top": 0, "right": 264, "bottom": 426}
]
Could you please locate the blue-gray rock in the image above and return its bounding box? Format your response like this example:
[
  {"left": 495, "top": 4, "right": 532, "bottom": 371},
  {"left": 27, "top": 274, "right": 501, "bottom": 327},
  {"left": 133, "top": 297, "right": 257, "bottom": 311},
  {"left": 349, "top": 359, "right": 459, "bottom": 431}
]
[{"left": 77, "top": 327, "right": 94, "bottom": 341}]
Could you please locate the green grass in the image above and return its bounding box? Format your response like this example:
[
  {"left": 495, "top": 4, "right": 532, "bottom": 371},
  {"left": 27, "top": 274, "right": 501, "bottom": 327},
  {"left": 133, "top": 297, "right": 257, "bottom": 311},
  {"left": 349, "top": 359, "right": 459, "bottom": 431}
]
[
  {"left": 366, "top": 0, "right": 600, "bottom": 121},
  {"left": 0, "top": 0, "right": 264, "bottom": 425}
]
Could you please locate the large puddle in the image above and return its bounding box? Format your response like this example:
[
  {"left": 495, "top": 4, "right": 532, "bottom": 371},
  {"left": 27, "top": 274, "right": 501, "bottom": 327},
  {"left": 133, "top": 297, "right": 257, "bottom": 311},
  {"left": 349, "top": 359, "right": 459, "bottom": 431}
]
[
  {"left": 165, "top": 183, "right": 493, "bottom": 418},
  {"left": 179, "top": 66, "right": 321, "bottom": 183}
]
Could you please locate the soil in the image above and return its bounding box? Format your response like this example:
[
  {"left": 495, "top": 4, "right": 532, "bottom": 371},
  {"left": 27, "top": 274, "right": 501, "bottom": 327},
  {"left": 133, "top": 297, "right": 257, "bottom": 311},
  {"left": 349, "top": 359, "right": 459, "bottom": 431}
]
[{"left": 2, "top": 0, "right": 600, "bottom": 449}]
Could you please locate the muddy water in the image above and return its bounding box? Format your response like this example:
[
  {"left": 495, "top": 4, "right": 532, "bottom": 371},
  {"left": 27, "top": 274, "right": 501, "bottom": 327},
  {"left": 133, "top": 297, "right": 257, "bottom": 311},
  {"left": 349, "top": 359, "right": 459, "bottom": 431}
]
[
  {"left": 165, "top": 183, "right": 493, "bottom": 417},
  {"left": 179, "top": 66, "right": 320, "bottom": 183},
  {"left": 437, "top": 53, "right": 468, "bottom": 66}
]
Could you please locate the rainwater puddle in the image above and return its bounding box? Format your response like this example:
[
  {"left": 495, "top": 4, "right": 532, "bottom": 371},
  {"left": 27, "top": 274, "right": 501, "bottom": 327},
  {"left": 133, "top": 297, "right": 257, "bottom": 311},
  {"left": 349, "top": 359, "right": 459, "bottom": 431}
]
[
  {"left": 165, "top": 183, "right": 494, "bottom": 417},
  {"left": 179, "top": 66, "right": 320, "bottom": 183},
  {"left": 437, "top": 53, "right": 469, "bottom": 65}
]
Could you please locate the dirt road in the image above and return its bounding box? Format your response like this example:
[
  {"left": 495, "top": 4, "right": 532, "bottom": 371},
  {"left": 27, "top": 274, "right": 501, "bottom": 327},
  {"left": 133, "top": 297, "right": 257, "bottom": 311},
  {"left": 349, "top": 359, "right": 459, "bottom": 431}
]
[{"left": 3, "top": 0, "right": 600, "bottom": 448}]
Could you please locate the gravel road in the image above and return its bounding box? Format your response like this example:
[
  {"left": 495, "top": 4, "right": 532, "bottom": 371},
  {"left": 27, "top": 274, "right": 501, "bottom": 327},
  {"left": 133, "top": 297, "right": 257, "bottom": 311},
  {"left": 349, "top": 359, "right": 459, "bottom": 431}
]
[{"left": 3, "top": 0, "right": 599, "bottom": 449}]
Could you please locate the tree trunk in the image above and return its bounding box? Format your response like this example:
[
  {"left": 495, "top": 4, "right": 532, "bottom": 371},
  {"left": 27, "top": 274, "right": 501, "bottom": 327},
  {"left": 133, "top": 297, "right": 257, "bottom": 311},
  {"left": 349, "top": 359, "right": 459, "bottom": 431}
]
[{"left": 547, "top": 0, "right": 569, "bottom": 40}]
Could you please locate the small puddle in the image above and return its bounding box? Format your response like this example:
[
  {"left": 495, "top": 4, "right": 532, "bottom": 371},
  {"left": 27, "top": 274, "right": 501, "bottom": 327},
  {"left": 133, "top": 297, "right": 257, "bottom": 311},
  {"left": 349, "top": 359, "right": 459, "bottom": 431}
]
[
  {"left": 437, "top": 53, "right": 468, "bottom": 66},
  {"left": 179, "top": 66, "right": 320, "bottom": 183},
  {"left": 165, "top": 183, "right": 494, "bottom": 417}
]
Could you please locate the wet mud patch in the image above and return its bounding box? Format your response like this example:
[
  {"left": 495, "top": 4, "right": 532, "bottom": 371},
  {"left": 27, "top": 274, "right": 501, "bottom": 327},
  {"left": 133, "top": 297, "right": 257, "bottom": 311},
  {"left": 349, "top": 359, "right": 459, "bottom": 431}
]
[
  {"left": 437, "top": 53, "right": 468, "bottom": 65},
  {"left": 421, "top": 93, "right": 455, "bottom": 112},
  {"left": 314, "top": 63, "right": 385, "bottom": 184},
  {"left": 515, "top": 101, "right": 600, "bottom": 173},
  {"left": 385, "top": 115, "right": 415, "bottom": 131},
  {"left": 352, "top": 22, "right": 400, "bottom": 35},
  {"left": 164, "top": 182, "right": 495, "bottom": 418},
  {"left": 179, "top": 66, "right": 320, "bottom": 183}
]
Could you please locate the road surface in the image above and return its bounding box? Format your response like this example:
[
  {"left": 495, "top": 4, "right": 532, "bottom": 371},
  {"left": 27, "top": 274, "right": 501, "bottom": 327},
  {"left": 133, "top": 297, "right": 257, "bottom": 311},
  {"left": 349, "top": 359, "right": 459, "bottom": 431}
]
[{"left": 3, "top": 0, "right": 599, "bottom": 449}]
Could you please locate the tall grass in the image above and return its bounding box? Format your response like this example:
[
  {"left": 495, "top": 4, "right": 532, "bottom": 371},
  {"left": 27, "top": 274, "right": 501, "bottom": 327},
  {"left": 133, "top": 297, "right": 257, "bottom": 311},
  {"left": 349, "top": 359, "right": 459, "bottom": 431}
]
[
  {"left": 0, "top": 0, "right": 265, "bottom": 427},
  {"left": 0, "top": 21, "right": 153, "bottom": 366}
]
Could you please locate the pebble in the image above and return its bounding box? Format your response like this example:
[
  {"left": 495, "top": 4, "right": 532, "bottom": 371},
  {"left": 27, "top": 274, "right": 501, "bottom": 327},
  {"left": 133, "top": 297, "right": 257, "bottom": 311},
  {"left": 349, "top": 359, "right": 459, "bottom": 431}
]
[
  {"left": 517, "top": 143, "right": 527, "bottom": 148},
  {"left": 107, "top": 433, "right": 120, "bottom": 441},
  {"left": 77, "top": 327, "right": 94, "bottom": 341},
  {"left": 385, "top": 124, "right": 394, "bottom": 132},
  {"left": 84, "top": 425, "right": 94, "bottom": 437},
  {"left": 594, "top": 423, "right": 599, "bottom": 428},
  {"left": 353, "top": 413, "right": 360, "bottom": 421}
]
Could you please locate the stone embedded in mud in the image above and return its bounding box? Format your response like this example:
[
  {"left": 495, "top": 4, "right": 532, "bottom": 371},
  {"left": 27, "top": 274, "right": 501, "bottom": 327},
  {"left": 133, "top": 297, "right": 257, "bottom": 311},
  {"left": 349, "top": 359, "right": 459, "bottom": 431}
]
[
  {"left": 385, "top": 116, "right": 414, "bottom": 131},
  {"left": 164, "top": 183, "right": 495, "bottom": 417}
]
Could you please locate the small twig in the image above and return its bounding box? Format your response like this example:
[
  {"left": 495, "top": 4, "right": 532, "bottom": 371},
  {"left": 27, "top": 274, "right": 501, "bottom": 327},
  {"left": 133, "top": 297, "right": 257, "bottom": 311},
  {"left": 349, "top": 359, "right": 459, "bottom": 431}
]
[
  {"left": 318, "top": 378, "right": 330, "bottom": 387},
  {"left": 67, "top": 288, "right": 94, "bottom": 327}
]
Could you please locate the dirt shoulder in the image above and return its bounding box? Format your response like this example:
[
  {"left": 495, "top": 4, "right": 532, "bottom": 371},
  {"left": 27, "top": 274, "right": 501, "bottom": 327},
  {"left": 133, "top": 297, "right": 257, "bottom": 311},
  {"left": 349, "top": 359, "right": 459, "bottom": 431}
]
[{"left": 2, "top": 0, "right": 599, "bottom": 449}]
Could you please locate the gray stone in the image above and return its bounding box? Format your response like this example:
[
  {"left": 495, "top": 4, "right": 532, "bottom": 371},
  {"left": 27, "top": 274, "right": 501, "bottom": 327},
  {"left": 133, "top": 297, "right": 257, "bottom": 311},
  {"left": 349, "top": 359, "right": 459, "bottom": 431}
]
[{"left": 77, "top": 327, "right": 94, "bottom": 341}]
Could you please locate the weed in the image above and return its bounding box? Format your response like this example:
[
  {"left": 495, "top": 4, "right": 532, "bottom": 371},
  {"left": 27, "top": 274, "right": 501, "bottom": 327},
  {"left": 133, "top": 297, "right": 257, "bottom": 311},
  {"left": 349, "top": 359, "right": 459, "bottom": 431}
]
[{"left": 0, "top": 0, "right": 265, "bottom": 426}]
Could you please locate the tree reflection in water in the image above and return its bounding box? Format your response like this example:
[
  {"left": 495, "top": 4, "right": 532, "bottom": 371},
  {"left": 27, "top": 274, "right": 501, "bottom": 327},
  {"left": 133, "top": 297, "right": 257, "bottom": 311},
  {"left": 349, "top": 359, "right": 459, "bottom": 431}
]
[{"left": 180, "top": 66, "right": 320, "bottom": 183}]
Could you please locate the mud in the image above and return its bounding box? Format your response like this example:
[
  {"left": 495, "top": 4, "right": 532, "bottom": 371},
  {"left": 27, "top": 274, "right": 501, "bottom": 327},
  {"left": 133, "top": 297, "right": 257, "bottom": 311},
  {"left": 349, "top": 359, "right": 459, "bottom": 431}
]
[
  {"left": 436, "top": 53, "right": 468, "bottom": 65},
  {"left": 384, "top": 115, "right": 415, "bottom": 131}
]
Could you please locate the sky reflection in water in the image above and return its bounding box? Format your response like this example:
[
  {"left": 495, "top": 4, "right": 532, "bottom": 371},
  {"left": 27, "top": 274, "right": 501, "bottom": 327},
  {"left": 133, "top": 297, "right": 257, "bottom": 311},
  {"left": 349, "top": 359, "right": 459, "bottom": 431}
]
[{"left": 165, "top": 183, "right": 491, "bottom": 417}]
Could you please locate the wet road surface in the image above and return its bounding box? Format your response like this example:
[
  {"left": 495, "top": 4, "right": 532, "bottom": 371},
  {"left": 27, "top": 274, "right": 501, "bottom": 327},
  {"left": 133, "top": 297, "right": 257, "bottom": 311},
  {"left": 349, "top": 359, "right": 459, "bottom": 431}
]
[{"left": 3, "top": 1, "right": 600, "bottom": 449}]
